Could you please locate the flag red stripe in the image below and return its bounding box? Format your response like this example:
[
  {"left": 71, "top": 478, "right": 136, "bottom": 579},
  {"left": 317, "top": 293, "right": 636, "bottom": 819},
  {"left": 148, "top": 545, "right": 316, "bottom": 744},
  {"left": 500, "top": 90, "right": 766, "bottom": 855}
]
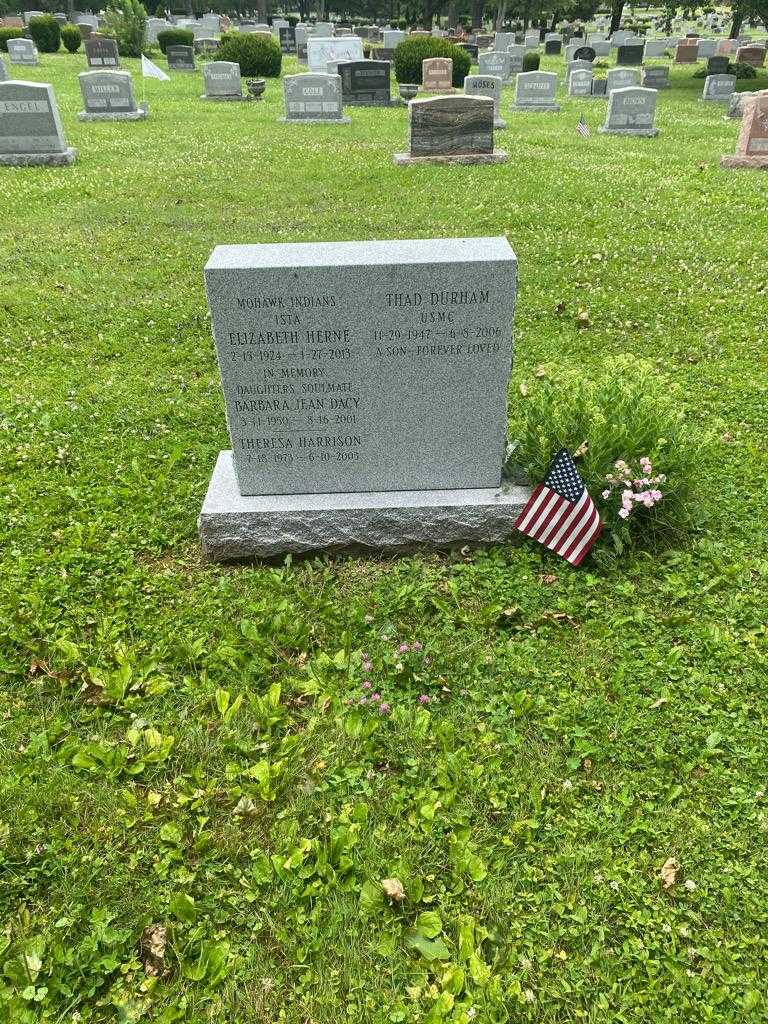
[
  {"left": 558, "top": 502, "right": 601, "bottom": 563},
  {"left": 524, "top": 489, "right": 560, "bottom": 539},
  {"left": 545, "top": 489, "right": 590, "bottom": 551},
  {"left": 569, "top": 519, "right": 603, "bottom": 566},
  {"left": 529, "top": 494, "right": 568, "bottom": 541},
  {"left": 538, "top": 494, "right": 577, "bottom": 546},
  {"left": 513, "top": 483, "right": 546, "bottom": 532}
]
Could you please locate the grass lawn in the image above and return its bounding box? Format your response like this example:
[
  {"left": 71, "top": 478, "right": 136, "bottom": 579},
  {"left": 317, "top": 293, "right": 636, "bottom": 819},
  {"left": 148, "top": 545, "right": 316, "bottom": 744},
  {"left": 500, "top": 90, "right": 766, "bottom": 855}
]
[{"left": 2, "top": 48, "right": 768, "bottom": 1023}]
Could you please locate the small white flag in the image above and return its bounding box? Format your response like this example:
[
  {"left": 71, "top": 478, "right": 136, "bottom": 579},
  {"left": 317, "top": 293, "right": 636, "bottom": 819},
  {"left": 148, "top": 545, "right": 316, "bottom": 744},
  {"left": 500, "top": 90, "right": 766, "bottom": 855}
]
[{"left": 141, "top": 53, "right": 170, "bottom": 81}]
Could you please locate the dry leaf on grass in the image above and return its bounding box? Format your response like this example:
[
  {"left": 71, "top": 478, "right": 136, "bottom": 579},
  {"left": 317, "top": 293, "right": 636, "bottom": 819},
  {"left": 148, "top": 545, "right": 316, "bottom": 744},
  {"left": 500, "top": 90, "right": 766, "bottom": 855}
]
[
  {"left": 140, "top": 924, "right": 168, "bottom": 977},
  {"left": 381, "top": 878, "right": 406, "bottom": 902},
  {"left": 660, "top": 857, "right": 680, "bottom": 889}
]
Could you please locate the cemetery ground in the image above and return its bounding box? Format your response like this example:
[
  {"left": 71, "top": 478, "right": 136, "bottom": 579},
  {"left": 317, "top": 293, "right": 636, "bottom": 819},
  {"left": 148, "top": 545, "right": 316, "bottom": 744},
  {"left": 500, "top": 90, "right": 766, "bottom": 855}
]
[{"left": 2, "top": 48, "right": 768, "bottom": 1024}]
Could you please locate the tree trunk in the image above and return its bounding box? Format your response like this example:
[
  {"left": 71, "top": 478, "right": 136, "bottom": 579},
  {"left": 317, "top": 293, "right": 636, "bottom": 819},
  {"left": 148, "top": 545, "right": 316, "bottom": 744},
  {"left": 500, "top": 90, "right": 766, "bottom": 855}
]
[
  {"left": 447, "top": 0, "right": 458, "bottom": 28},
  {"left": 471, "top": 0, "right": 483, "bottom": 29},
  {"left": 549, "top": 8, "right": 559, "bottom": 30},
  {"left": 609, "top": 0, "right": 624, "bottom": 34},
  {"left": 495, "top": 0, "right": 506, "bottom": 30},
  {"left": 728, "top": 9, "right": 743, "bottom": 37}
]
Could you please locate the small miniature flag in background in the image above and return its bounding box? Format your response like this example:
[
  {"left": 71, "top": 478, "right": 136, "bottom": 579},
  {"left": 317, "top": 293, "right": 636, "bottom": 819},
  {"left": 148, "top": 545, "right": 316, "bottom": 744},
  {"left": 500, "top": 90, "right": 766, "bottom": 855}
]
[
  {"left": 141, "top": 54, "right": 170, "bottom": 81},
  {"left": 514, "top": 448, "right": 602, "bottom": 566},
  {"left": 576, "top": 115, "right": 590, "bottom": 138}
]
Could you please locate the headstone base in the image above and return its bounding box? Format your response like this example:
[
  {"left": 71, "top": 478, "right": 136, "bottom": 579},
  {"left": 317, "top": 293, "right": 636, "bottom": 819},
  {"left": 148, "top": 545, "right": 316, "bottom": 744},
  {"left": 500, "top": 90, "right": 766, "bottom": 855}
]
[
  {"left": 598, "top": 126, "right": 659, "bottom": 136},
  {"left": 699, "top": 96, "right": 731, "bottom": 103},
  {"left": 199, "top": 451, "right": 531, "bottom": 561},
  {"left": 494, "top": 116, "right": 507, "bottom": 129},
  {"left": 422, "top": 87, "right": 455, "bottom": 94},
  {"left": 393, "top": 149, "right": 508, "bottom": 166},
  {"left": 719, "top": 154, "right": 768, "bottom": 169},
  {"left": 279, "top": 115, "right": 351, "bottom": 124},
  {"left": 200, "top": 93, "right": 251, "bottom": 101},
  {"left": 78, "top": 108, "right": 148, "bottom": 120},
  {"left": 0, "top": 147, "right": 77, "bottom": 165},
  {"left": 512, "top": 102, "right": 561, "bottom": 112}
]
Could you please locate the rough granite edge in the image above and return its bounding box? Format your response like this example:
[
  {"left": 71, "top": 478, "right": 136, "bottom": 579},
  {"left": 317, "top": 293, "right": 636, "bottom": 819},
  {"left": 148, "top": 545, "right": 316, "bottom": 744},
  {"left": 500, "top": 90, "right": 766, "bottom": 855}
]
[
  {"left": 393, "top": 149, "right": 508, "bottom": 166},
  {"left": 200, "top": 93, "right": 251, "bottom": 101},
  {"left": 720, "top": 154, "right": 768, "bottom": 169},
  {"left": 77, "top": 109, "right": 148, "bottom": 120},
  {"left": 198, "top": 454, "right": 532, "bottom": 561},
  {"left": 511, "top": 102, "right": 561, "bottom": 112},
  {"left": 598, "top": 127, "right": 659, "bottom": 136},
  {"left": 0, "top": 147, "right": 77, "bottom": 165},
  {"left": 279, "top": 115, "right": 351, "bottom": 123},
  {"left": 494, "top": 117, "right": 507, "bottom": 129}
]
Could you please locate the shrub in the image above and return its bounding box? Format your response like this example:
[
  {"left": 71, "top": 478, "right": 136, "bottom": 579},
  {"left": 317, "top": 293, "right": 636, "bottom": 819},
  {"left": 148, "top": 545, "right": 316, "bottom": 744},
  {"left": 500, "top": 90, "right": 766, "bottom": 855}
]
[
  {"left": 215, "top": 31, "right": 281, "bottom": 77},
  {"left": 28, "top": 14, "right": 61, "bottom": 52},
  {"left": 508, "top": 355, "right": 705, "bottom": 555},
  {"left": 61, "top": 22, "right": 82, "bottom": 52},
  {"left": 156, "top": 26, "right": 193, "bottom": 53},
  {"left": 154, "top": 1, "right": 165, "bottom": 14},
  {"left": 693, "top": 61, "right": 756, "bottom": 79},
  {"left": 393, "top": 36, "right": 471, "bottom": 86},
  {"left": 103, "top": 0, "right": 147, "bottom": 57},
  {"left": 0, "top": 27, "right": 24, "bottom": 51},
  {"left": 523, "top": 51, "right": 540, "bottom": 71}
]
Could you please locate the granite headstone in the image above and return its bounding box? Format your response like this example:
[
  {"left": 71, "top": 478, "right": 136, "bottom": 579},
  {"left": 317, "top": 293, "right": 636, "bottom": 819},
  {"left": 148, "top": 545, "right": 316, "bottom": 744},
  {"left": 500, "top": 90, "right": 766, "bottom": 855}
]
[
  {"left": 78, "top": 69, "right": 146, "bottom": 119},
  {"left": 282, "top": 72, "right": 349, "bottom": 122},
  {"left": 394, "top": 94, "right": 507, "bottom": 164},
  {"left": 513, "top": 70, "right": 559, "bottom": 110},
  {"left": 0, "top": 80, "right": 76, "bottom": 165},
  {"left": 84, "top": 35, "right": 120, "bottom": 67},
  {"left": 599, "top": 85, "right": 658, "bottom": 135}
]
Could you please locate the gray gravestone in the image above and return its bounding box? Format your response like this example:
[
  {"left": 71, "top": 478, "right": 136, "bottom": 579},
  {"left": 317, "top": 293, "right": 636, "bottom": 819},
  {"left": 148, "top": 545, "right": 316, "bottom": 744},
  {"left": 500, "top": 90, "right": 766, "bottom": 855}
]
[
  {"left": 198, "top": 237, "right": 528, "bottom": 559},
  {"left": 568, "top": 68, "right": 594, "bottom": 96},
  {"left": 202, "top": 61, "right": 244, "bottom": 100},
  {"left": 167, "top": 45, "right": 195, "bottom": 71},
  {"left": 544, "top": 38, "right": 562, "bottom": 55},
  {"left": 464, "top": 74, "right": 505, "bottom": 128},
  {"left": 84, "top": 35, "right": 120, "bottom": 68},
  {"left": 591, "top": 40, "right": 611, "bottom": 57},
  {"left": 78, "top": 70, "right": 146, "bottom": 119},
  {"left": 726, "top": 89, "right": 755, "bottom": 118},
  {"left": 395, "top": 94, "right": 507, "bottom": 164},
  {"left": 307, "top": 36, "right": 362, "bottom": 72},
  {"left": 383, "top": 29, "right": 404, "bottom": 49},
  {"left": 701, "top": 73, "right": 736, "bottom": 102},
  {"left": 599, "top": 85, "right": 658, "bottom": 135},
  {"left": 0, "top": 80, "right": 76, "bottom": 165},
  {"left": 642, "top": 66, "right": 670, "bottom": 89},
  {"left": 606, "top": 66, "right": 640, "bottom": 93},
  {"left": 507, "top": 45, "right": 525, "bottom": 74},
  {"left": 338, "top": 59, "right": 391, "bottom": 105},
  {"left": 195, "top": 37, "right": 220, "bottom": 54},
  {"left": 513, "top": 71, "right": 559, "bottom": 111},
  {"left": 0, "top": 58, "right": 7, "bottom": 83},
  {"left": 479, "top": 50, "right": 511, "bottom": 82},
  {"left": 7, "top": 38, "right": 39, "bottom": 66},
  {"left": 706, "top": 55, "right": 730, "bottom": 75},
  {"left": 643, "top": 39, "right": 668, "bottom": 59},
  {"left": 282, "top": 72, "right": 349, "bottom": 122}
]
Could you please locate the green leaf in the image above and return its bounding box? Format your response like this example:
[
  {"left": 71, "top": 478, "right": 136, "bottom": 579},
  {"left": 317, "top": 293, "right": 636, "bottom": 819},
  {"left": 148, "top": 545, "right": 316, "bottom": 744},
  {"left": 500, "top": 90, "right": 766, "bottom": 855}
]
[
  {"left": 360, "top": 880, "right": 385, "bottom": 917},
  {"left": 416, "top": 910, "right": 442, "bottom": 938},
  {"left": 170, "top": 892, "right": 198, "bottom": 924},
  {"left": 182, "top": 940, "right": 230, "bottom": 986},
  {"left": 405, "top": 929, "right": 450, "bottom": 961}
]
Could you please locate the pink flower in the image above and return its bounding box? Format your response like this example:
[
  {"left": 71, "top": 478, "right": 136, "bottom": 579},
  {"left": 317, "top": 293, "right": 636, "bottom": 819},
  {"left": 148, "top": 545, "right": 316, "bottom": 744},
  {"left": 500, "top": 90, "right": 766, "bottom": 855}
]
[
  {"left": 361, "top": 681, "right": 371, "bottom": 690},
  {"left": 412, "top": 641, "right": 423, "bottom": 651},
  {"left": 362, "top": 660, "right": 373, "bottom": 673},
  {"left": 371, "top": 692, "right": 381, "bottom": 702},
  {"left": 601, "top": 489, "right": 611, "bottom": 499},
  {"left": 418, "top": 695, "right": 430, "bottom": 705},
  {"left": 378, "top": 702, "right": 391, "bottom": 714},
  {"left": 398, "top": 643, "right": 409, "bottom": 654},
  {"left": 618, "top": 508, "right": 630, "bottom": 519},
  {"left": 651, "top": 490, "right": 663, "bottom": 501}
]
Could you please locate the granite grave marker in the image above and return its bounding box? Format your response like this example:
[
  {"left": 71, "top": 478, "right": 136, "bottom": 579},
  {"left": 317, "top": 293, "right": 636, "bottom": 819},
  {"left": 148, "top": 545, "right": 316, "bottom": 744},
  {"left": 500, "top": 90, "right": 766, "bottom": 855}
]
[
  {"left": 7, "top": 38, "right": 39, "bottom": 66},
  {"left": 513, "top": 70, "right": 559, "bottom": 111},
  {"left": 198, "top": 236, "right": 526, "bottom": 558},
  {"left": 202, "top": 60, "right": 246, "bottom": 100},
  {"left": 167, "top": 45, "right": 195, "bottom": 71},
  {"left": 307, "top": 36, "right": 363, "bottom": 73},
  {"left": 84, "top": 35, "right": 120, "bottom": 67},
  {"left": 422, "top": 56, "right": 453, "bottom": 92},
  {"left": 394, "top": 94, "right": 507, "bottom": 164},
  {"left": 464, "top": 73, "right": 505, "bottom": 128},
  {"left": 599, "top": 85, "right": 658, "bottom": 135},
  {"left": 701, "top": 73, "right": 735, "bottom": 102},
  {"left": 338, "top": 59, "right": 391, "bottom": 105},
  {"left": 720, "top": 90, "right": 768, "bottom": 168},
  {"left": 0, "top": 80, "right": 76, "bottom": 165},
  {"left": 282, "top": 72, "right": 349, "bottom": 122},
  {"left": 78, "top": 69, "right": 146, "bottom": 119}
]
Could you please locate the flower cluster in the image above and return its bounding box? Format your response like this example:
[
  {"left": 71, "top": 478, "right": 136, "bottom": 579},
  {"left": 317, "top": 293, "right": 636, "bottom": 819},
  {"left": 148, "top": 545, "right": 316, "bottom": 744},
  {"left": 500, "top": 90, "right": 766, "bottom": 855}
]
[
  {"left": 346, "top": 641, "right": 433, "bottom": 714},
  {"left": 601, "top": 457, "right": 666, "bottom": 521}
]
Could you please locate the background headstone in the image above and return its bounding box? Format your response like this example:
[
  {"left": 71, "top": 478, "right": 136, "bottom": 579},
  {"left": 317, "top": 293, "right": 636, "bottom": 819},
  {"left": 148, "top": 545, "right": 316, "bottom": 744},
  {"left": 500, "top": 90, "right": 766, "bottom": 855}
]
[
  {"left": 0, "top": 80, "right": 75, "bottom": 165},
  {"left": 479, "top": 50, "right": 511, "bottom": 82},
  {"left": 307, "top": 36, "right": 363, "bottom": 73},
  {"left": 568, "top": 68, "right": 593, "bottom": 96},
  {"left": 642, "top": 66, "right": 670, "bottom": 89},
  {"left": 7, "top": 38, "right": 38, "bottom": 66},
  {"left": 599, "top": 85, "right": 658, "bottom": 135},
  {"left": 616, "top": 43, "right": 643, "bottom": 65},
  {"left": 606, "top": 67, "right": 640, "bottom": 93},
  {"left": 167, "top": 45, "right": 195, "bottom": 71},
  {"left": 78, "top": 69, "right": 145, "bottom": 119},
  {"left": 464, "top": 73, "right": 504, "bottom": 128},
  {"left": 202, "top": 61, "right": 244, "bottom": 100},
  {"left": 721, "top": 91, "right": 768, "bottom": 167},
  {"left": 395, "top": 94, "right": 506, "bottom": 164},
  {"left": 513, "top": 71, "right": 559, "bottom": 111},
  {"left": 84, "top": 35, "right": 120, "bottom": 68},
  {"left": 422, "top": 57, "right": 453, "bottom": 92},
  {"left": 282, "top": 72, "right": 349, "bottom": 122},
  {"left": 701, "top": 73, "right": 736, "bottom": 102},
  {"left": 338, "top": 59, "right": 391, "bottom": 105}
]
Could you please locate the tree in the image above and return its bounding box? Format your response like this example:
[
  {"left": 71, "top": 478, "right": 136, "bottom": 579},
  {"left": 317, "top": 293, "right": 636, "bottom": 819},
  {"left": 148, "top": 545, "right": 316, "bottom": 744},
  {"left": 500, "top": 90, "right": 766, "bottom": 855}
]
[{"left": 104, "top": 0, "right": 147, "bottom": 56}]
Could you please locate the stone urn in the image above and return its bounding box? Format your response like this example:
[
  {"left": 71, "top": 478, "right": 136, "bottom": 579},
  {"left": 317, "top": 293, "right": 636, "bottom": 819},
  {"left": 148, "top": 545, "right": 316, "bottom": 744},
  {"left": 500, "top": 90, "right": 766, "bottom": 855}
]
[
  {"left": 399, "top": 83, "right": 418, "bottom": 102},
  {"left": 246, "top": 78, "right": 266, "bottom": 100}
]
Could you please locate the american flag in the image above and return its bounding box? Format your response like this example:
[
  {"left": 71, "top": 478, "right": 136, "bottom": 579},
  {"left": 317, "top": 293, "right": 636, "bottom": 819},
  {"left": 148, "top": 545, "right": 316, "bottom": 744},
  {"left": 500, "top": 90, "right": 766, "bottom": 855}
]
[
  {"left": 514, "top": 448, "right": 603, "bottom": 566},
  {"left": 576, "top": 115, "right": 590, "bottom": 138}
]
